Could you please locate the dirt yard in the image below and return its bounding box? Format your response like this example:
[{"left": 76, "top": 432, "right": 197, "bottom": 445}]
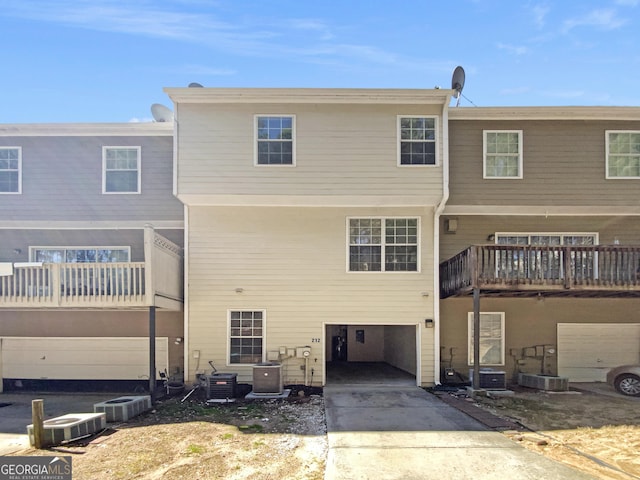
[
  {"left": 472, "top": 386, "right": 640, "bottom": 480},
  {"left": 12, "top": 383, "right": 640, "bottom": 479},
  {"left": 16, "top": 388, "right": 327, "bottom": 480}
]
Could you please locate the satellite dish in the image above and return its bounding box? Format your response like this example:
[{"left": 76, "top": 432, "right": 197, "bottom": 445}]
[
  {"left": 451, "top": 66, "right": 465, "bottom": 107},
  {"left": 188, "top": 82, "right": 204, "bottom": 88},
  {"left": 150, "top": 103, "right": 174, "bottom": 122}
]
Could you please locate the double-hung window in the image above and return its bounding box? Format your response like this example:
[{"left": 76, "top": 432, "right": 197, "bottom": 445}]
[
  {"left": 348, "top": 218, "right": 419, "bottom": 272},
  {"left": 103, "top": 146, "right": 141, "bottom": 193},
  {"left": 0, "top": 147, "right": 21, "bottom": 194},
  {"left": 483, "top": 130, "right": 523, "bottom": 178},
  {"left": 494, "top": 233, "right": 597, "bottom": 280},
  {"left": 229, "top": 310, "right": 264, "bottom": 364},
  {"left": 468, "top": 312, "right": 505, "bottom": 366},
  {"left": 606, "top": 131, "right": 640, "bottom": 178},
  {"left": 255, "top": 116, "right": 295, "bottom": 165},
  {"left": 398, "top": 116, "right": 437, "bottom": 165}
]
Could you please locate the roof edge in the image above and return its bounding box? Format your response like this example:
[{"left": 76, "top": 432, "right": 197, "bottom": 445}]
[
  {"left": 164, "top": 87, "right": 454, "bottom": 105},
  {"left": 449, "top": 106, "right": 640, "bottom": 121},
  {"left": 0, "top": 122, "right": 173, "bottom": 136}
]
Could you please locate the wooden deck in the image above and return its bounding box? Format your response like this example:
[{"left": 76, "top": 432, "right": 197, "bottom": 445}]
[{"left": 440, "top": 244, "right": 640, "bottom": 298}]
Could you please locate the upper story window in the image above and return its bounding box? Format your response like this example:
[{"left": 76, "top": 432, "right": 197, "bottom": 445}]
[
  {"left": 606, "top": 131, "right": 640, "bottom": 179},
  {"left": 0, "top": 147, "right": 21, "bottom": 194},
  {"left": 398, "top": 116, "right": 437, "bottom": 165},
  {"left": 255, "top": 115, "right": 295, "bottom": 166},
  {"left": 483, "top": 130, "right": 523, "bottom": 179},
  {"left": 31, "top": 247, "right": 131, "bottom": 263},
  {"left": 103, "top": 146, "right": 141, "bottom": 194},
  {"left": 348, "top": 217, "right": 419, "bottom": 272}
]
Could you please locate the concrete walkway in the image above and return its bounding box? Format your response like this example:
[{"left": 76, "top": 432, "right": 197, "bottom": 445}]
[{"left": 323, "top": 385, "right": 596, "bottom": 480}]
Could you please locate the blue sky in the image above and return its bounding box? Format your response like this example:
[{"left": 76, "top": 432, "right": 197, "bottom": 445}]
[{"left": 1, "top": 0, "right": 639, "bottom": 123}]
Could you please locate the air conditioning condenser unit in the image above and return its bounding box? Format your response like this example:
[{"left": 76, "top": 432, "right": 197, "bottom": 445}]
[
  {"left": 469, "top": 369, "right": 507, "bottom": 390},
  {"left": 206, "top": 373, "right": 237, "bottom": 399},
  {"left": 252, "top": 362, "right": 283, "bottom": 394}
]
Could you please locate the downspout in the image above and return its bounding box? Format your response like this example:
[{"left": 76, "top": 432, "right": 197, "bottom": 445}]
[
  {"left": 171, "top": 102, "right": 190, "bottom": 385},
  {"left": 183, "top": 204, "right": 190, "bottom": 383},
  {"left": 432, "top": 98, "right": 451, "bottom": 385}
]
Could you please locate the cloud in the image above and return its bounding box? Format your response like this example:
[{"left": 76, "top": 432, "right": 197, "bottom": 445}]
[
  {"left": 128, "top": 117, "right": 154, "bottom": 123},
  {"left": 562, "top": 9, "right": 627, "bottom": 32},
  {"left": 497, "top": 43, "right": 529, "bottom": 56},
  {"left": 530, "top": 4, "right": 550, "bottom": 28},
  {"left": 1, "top": 1, "right": 229, "bottom": 40},
  {"left": 286, "top": 18, "right": 335, "bottom": 41},
  {"left": 0, "top": 0, "right": 419, "bottom": 71}
]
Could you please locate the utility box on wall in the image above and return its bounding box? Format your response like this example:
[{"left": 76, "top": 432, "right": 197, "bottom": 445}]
[{"left": 296, "top": 346, "right": 311, "bottom": 358}]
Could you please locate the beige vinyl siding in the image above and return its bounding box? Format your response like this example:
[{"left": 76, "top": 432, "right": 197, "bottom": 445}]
[
  {"left": 440, "top": 297, "right": 640, "bottom": 379},
  {"left": 449, "top": 120, "right": 640, "bottom": 207},
  {"left": 186, "top": 205, "right": 436, "bottom": 385},
  {"left": 439, "top": 215, "right": 640, "bottom": 262},
  {"left": 175, "top": 104, "right": 444, "bottom": 204}
]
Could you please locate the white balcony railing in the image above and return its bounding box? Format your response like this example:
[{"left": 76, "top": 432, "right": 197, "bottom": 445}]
[
  {"left": 0, "top": 227, "right": 182, "bottom": 310},
  {"left": 0, "top": 263, "right": 147, "bottom": 307}
]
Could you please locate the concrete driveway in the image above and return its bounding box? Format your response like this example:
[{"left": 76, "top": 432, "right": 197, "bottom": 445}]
[
  {"left": 0, "top": 392, "right": 116, "bottom": 454},
  {"left": 323, "top": 385, "right": 597, "bottom": 480}
]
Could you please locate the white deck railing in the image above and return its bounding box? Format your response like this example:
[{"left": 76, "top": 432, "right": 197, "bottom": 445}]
[
  {"left": 0, "top": 262, "right": 147, "bottom": 307},
  {"left": 0, "top": 226, "right": 183, "bottom": 310}
]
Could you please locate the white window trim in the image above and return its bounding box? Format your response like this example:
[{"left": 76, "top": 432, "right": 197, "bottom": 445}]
[
  {"left": 467, "top": 312, "right": 505, "bottom": 366},
  {"left": 29, "top": 246, "right": 132, "bottom": 262},
  {"left": 0, "top": 146, "right": 22, "bottom": 194},
  {"left": 227, "top": 309, "right": 267, "bottom": 366},
  {"left": 483, "top": 130, "right": 523, "bottom": 179},
  {"left": 102, "top": 146, "right": 142, "bottom": 194},
  {"left": 254, "top": 115, "right": 296, "bottom": 167},
  {"left": 605, "top": 130, "right": 640, "bottom": 179},
  {"left": 346, "top": 216, "right": 421, "bottom": 273},
  {"left": 397, "top": 115, "right": 439, "bottom": 167}
]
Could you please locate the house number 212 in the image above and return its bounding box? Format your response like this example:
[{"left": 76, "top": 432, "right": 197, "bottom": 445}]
[{"left": 311, "top": 338, "right": 321, "bottom": 343}]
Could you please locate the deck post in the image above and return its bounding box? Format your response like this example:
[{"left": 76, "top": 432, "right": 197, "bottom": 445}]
[
  {"left": 472, "top": 287, "right": 481, "bottom": 390},
  {"left": 564, "top": 246, "right": 573, "bottom": 289},
  {"left": 149, "top": 305, "right": 156, "bottom": 402},
  {"left": 31, "top": 399, "right": 45, "bottom": 449}
]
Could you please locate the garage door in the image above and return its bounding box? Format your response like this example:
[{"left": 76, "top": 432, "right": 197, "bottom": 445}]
[
  {"left": 0, "top": 337, "right": 168, "bottom": 381},
  {"left": 557, "top": 324, "right": 640, "bottom": 382}
]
